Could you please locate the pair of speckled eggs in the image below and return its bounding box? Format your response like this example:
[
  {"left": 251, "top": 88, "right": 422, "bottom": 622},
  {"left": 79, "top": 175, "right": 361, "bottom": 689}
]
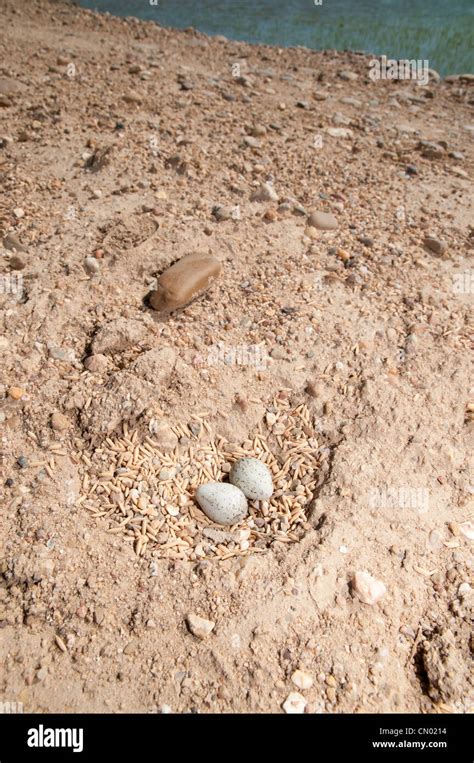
[{"left": 195, "top": 457, "right": 273, "bottom": 526}]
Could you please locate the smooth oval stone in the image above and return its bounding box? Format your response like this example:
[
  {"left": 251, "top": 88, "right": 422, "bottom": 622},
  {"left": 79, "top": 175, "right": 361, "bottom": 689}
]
[
  {"left": 195, "top": 483, "right": 247, "bottom": 526},
  {"left": 307, "top": 211, "right": 338, "bottom": 230},
  {"left": 229, "top": 457, "right": 273, "bottom": 501},
  {"left": 149, "top": 252, "right": 221, "bottom": 313}
]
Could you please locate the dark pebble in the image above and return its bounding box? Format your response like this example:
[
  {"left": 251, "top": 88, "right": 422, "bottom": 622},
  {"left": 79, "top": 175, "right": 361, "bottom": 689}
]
[{"left": 17, "top": 456, "right": 28, "bottom": 469}]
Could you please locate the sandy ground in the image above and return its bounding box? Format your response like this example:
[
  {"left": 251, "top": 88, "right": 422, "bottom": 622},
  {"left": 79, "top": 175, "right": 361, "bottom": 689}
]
[{"left": 0, "top": 0, "right": 473, "bottom": 714}]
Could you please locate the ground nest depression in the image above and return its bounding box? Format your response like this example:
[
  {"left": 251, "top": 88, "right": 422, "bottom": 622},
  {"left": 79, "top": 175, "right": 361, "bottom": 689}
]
[{"left": 78, "top": 395, "right": 325, "bottom": 561}]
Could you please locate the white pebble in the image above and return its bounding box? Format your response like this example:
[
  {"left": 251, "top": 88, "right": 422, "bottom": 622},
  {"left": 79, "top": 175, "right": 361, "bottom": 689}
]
[
  {"left": 195, "top": 482, "right": 248, "bottom": 526},
  {"left": 282, "top": 692, "right": 307, "bottom": 714},
  {"left": 459, "top": 521, "right": 474, "bottom": 540},
  {"left": 229, "top": 457, "right": 273, "bottom": 501},
  {"left": 291, "top": 669, "right": 314, "bottom": 690},
  {"left": 352, "top": 570, "right": 386, "bottom": 605}
]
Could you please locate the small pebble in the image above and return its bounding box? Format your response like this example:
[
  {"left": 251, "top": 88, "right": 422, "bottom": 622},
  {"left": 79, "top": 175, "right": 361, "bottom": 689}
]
[
  {"left": 3, "top": 232, "right": 27, "bottom": 252},
  {"left": 424, "top": 236, "right": 447, "bottom": 256},
  {"left": 307, "top": 211, "right": 338, "bottom": 231},
  {"left": 282, "top": 692, "right": 307, "bottom": 714},
  {"left": 51, "top": 412, "right": 69, "bottom": 432},
  {"left": 186, "top": 613, "right": 215, "bottom": 639},
  {"left": 291, "top": 669, "right": 314, "bottom": 690},
  {"left": 458, "top": 521, "right": 474, "bottom": 541},
  {"left": 17, "top": 455, "right": 28, "bottom": 469},
  {"left": 85, "top": 256, "right": 100, "bottom": 274},
  {"left": 9, "top": 255, "right": 26, "bottom": 270},
  {"left": 251, "top": 182, "right": 278, "bottom": 202},
  {"left": 351, "top": 571, "right": 386, "bottom": 605},
  {"left": 8, "top": 386, "right": 24, "bottom": 400}
]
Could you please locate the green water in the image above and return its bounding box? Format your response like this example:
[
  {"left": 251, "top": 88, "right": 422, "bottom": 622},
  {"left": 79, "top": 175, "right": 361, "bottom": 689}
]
[{"left": 78, "top": 0, "right": 473, "bottom": 75}]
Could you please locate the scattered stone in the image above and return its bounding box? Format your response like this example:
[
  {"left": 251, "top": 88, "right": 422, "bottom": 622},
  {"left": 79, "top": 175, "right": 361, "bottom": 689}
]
[
  {"left": 8, "top": 386, "right": 24, "bottom": 400},
  {"left": 123, "top": 90, "right": 143, "bottom": 104},
  {"left": 13, "top": 207, "right": 25, "bottom": 219},
  {"left": 458, "top": 521, "right": 474, "bottom": 541},
  {"left": 405, "top": 164, "right": 418, "bottom": 176},
  {"left": 326, "top": 127, "right": 353, "bottom": 139},
  {"left": 186, "top": 613, "right": 215, "bottom": 639},
  {"left": 48, "top": 345, "right": 76, "bottom": 363},
  {"left": 84, "top": 256, "right": 100, "bottom": 274},
  {"left": 351, "top": 571, "right": 386, "bottom": 605},
  {"left": 340, "top": 96, "right": 362, "bottom": 107},
  {"left": 195, "top": 483, "right": 248, "bottom": 525},
  {"left": 250, "top": 124, "right": 267, "bottom": 137},
  {"left": 263, "top": 209, "right": 278, "bottom": 222},
  {"left": 307, "top": 210, "right": 338, "bottom": 231},
  {"left": 270, "top": 347, "right": 286, "bottom": 360},
  {"left": 282, "top": 692, "right": 307, "bottom": 714},
  {"left": 51, "top": 412, "right": 69, "bottom": 432},
  {"left": 251, "top": 182, "right": 279, "bottom": 202},
  {"left": 17, "top": 455, "right": 28, "bottom": 469},
  {"left": 9, "top": 254, "right": 26, "bottom": 270},
  {"left": 424, "top": 236, "right": 447, "bottom": 256},
  {"left": 338, "top": 70, "right": 358, "bottom": 81},
  {"left": 243, "top": 135, "right": 260, "bottom": 148},
  {"left": 291, "top": 669, "right": 314, "bottom": 690},
  {"left": 358, "top": 235, "right": 374, "bottom": 247},
  {"left": 149, "top": 253, "right": 221, "bottom": 313},
  {"left": 3, "top": 233, "right": 27, "bottom": 252},
  {"left": 229, "top": 457, "right": 273, "bottom": 500},
  {"left": 83, "top": 353, "right": 108, "bottom": 373}
]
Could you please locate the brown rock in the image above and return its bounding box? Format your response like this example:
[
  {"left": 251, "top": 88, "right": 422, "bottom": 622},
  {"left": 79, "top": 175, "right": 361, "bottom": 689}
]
[
  {"left": 307, "top": 211, "right": 338, "bottom": 231},
  {"left": 3, "top": 233, "right": 27, "bottom": 252},
  {"left": 8, "top": 386, "right": 24, "bottom": 400},
  {"left": 123, "top": 90, "right": 142, "bottom": 104},
  {"left": 149, "top": 253, "right": 221, "bottom": 313},
  {"left": 9, "top": 255, "right": 26, "bottom": 270},
  {"left": 51, "top": 412, "right": 69, "bottom": 432},
  {"left": 424, "top": 236, "right": 447, "bottom": 256}
]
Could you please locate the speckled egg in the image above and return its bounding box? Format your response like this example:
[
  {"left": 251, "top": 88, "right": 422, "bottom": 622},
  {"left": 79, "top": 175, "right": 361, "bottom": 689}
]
[
  {"left": 195, "top": 483, "right": 248, "bottom": 526},
  {"left": 229, "top": 457, "right": 273, "bottom": 501}
]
